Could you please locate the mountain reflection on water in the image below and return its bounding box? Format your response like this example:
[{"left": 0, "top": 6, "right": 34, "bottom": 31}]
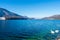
[{"left": 0, "top": 20, "right": 60, "bottom": 40}]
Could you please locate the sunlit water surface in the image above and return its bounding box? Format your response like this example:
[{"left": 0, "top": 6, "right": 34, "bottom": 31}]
[{"left": 0, "top": 20, "right": 60, "bottom": 40}]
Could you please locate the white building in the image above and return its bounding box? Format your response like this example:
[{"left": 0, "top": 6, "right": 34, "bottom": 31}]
[{"left": 0, "top": 17, "right": 6, "bottom": 20}]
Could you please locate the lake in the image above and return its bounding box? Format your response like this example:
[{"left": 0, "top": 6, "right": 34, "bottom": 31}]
[{"left": 0, "top": 20, "right": 60, "bottom": 40}]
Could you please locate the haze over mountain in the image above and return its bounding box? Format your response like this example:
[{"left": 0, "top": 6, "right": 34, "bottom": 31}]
[
  {"left": 0, "top": 8, "right": 28, "bottom": 20},
  {"left": 42, "top": 15, "right": 60, "bottom": 20}
]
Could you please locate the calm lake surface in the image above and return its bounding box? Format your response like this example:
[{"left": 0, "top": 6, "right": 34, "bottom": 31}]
[{"left": 0, "top": 20, "right": 60, "bottom": 40}]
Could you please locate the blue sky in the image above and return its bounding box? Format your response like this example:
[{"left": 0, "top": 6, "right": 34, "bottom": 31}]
[{"left": 0, "top": 0, "right": 60, "bottom": 18}]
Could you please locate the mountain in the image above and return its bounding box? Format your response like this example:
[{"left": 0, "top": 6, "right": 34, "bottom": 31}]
[
  {"left": 0, "top": 8, "right": 28, "bottom": 20},
  {"left": 42, "top": 15, "right": 60, "bottom": 20}
]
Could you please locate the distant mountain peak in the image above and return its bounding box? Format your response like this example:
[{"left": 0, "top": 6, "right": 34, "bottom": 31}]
[
  {"left": 42, "top": 15, "right": 60, "bottom": 20},
  {"left": 0, "top": 8, "right": 18, "bottom": 17},
  {"left": 0, "top": 8, "right": 4, "bottom": 9},
  {"left": 0, "top": 8, "right": 28, "bottom": 20},
  {"left": 0, "top": 8, "right": 8, "bottom": 11}
]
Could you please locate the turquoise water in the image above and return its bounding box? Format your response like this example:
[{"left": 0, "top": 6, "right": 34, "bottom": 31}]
[{"left": 0, "top": 20, "right": 60, "bottom": 40}]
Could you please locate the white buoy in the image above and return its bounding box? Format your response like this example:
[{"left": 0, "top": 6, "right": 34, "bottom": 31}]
[{"left": 0, "top": 17, "right": 6, "bottom": 20}]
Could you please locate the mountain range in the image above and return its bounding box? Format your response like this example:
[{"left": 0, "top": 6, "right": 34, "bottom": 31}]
[
  {"left": 0, "top": 8, "right": 60, "bottom": 20},
  {"left": 42, "top": 15, "right": 60, "bottom": 20},
  {"left": 0, "top": 8, "right": 29, "bottom": 20}
]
